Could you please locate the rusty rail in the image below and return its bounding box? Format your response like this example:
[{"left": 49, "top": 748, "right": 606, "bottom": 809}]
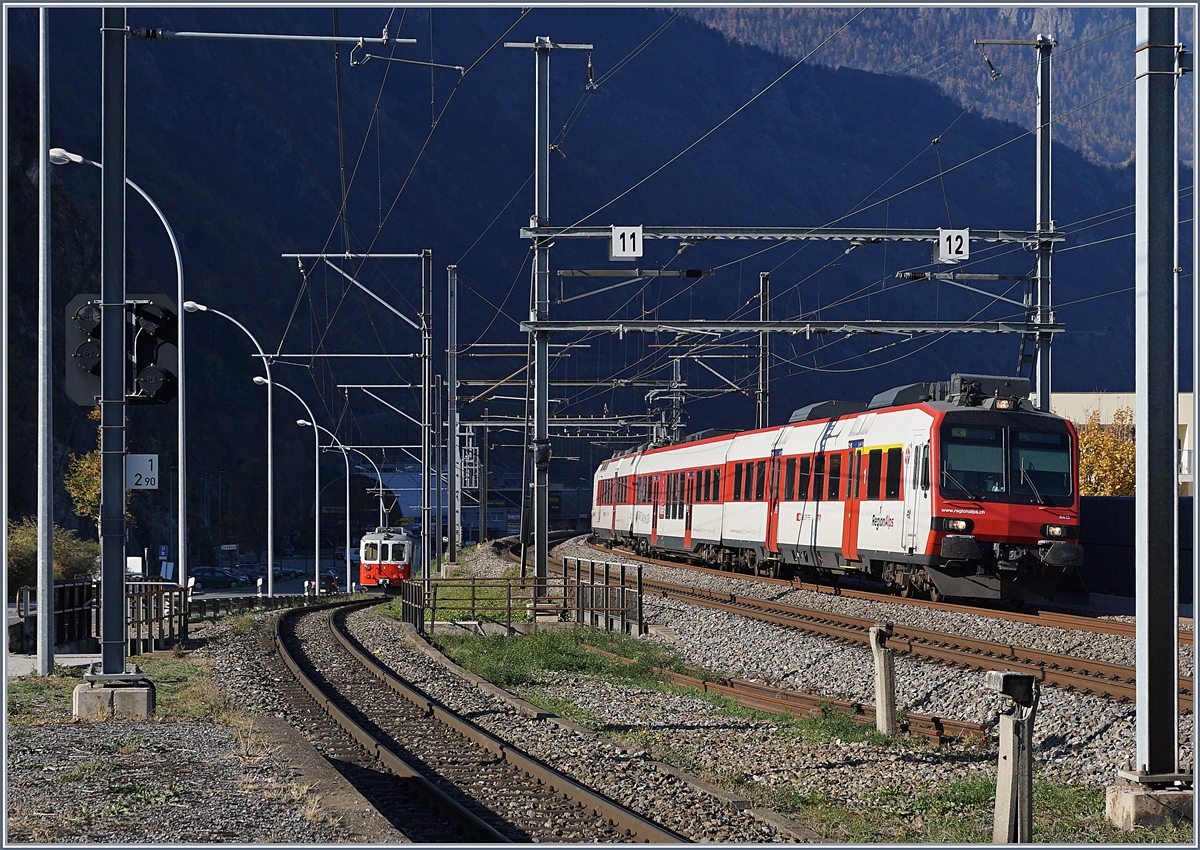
[{"left": 580, "top": 644, "right": 988, "bottom": 746}]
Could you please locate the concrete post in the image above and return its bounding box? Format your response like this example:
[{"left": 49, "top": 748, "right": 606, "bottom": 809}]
[
  {"left": 869, "top": 622, "right": 895, "bottom": 735},
  {"left": 986, "top": 671, "right": 1038, "bottom": 843}
]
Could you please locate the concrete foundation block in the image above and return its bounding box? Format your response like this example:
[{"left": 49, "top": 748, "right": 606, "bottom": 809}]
[
  {"left": 72, "top": 683, "right": 156, "bottom": 719},
  {"left": 1106, "top": 785, "right": 1193, "bottom": 830}
]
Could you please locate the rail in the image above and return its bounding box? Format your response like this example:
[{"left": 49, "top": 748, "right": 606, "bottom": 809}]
[{"left": 580, "top": 644, "right": 989, "bottom": 746}]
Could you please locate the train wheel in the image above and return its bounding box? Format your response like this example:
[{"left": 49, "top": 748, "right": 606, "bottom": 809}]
[{"left": 898, "top": 584, "right": 914, "bottom": 599}]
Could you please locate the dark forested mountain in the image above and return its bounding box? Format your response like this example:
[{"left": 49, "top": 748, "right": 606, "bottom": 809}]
[
  {"left": 684, "top": 6, "right": 1195, "bottom": 167},
  {"left": 5, "top": 6, "right": 1191, "bottom": 560}
]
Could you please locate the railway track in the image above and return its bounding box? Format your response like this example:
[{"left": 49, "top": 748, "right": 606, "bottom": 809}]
[
  {"left": 273, "top": 600, "right": 687, "bottom": 843},
  {"left": 586, "top": 541, "right": 1193, "bottom": 646},
  {"left": 527, "top": 542, "right": 1193, "bottom": 711}
]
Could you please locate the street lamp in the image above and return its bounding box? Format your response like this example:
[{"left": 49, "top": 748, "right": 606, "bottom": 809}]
[
  {"left": 346, "top": 448, "right": 385, "bottom": 527},
  {"left": 50, "top": 147, "right": 189, "bottom": 590},
  {"left": 183, "top": 300, "right": 274, "bottom": 596},
  {"left": 254, "top": 377, "right": 322, "bottom": 589},
  {"left": 299, "top": 420, "right": 353, "bottom": 591}
]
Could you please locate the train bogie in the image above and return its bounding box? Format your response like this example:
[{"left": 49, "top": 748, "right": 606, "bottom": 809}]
[{"left": 591, "top": 374, "right": 1083, "bottom": 603}]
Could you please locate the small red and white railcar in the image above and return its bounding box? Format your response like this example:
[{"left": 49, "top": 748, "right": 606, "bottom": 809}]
[
  {"left": 592, "top": 374, "right": 1083, "bottom": 602},
  {"left": 357, "top": 527, "right": 415, "bottom": 590}
]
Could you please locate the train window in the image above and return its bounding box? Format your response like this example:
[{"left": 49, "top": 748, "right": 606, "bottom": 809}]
[
  {"left": 1011, "top": 430, "right": 1073, "bottom": 501},
  {"left": 713, "top": 468, "right": 721, "bottom": 501},
  {"left": 754, "top": 461, "right": 766, "bottom": 501},
  {"left": 921, "top": 446, "right": 930, "bottom": 491},
  {"left": 770, "top": 458, "right": 781, "bottom": 501},
  {"left": 813, "top": 455, "right": 826, "bottom": 500},
  {"left": 798, "top": 457, "right": 811, "bottom": 500},
  {"left": 686, "top": 476, "right": 694, "bottom": 505},
  {"left": 827, "top": 453, "right": 842, "bottom": 500},
  {"left": 363, "top": 542, "right": 378, "bottom": 561},
  {"left": 380, "top": 543, "right": 391, "bottom": 561},
  {"left": 703, "top": 468, "right": 712, "bottom": 502},
  {"left": 744, "top": 463, "right": 755, "bottom": 501},
  {"left": 853, "top": 451, "right": 862, "bottom": 499},
  {"left": 845, "top": 452, "right": 854, "bottom": 497},
  {"left": 866, "top": 449, "right": 883, "bottom": 500},
  {"left": 940, "top": 424, "right": 1004, "bottom": 499},
  {"left": 784, "top": 457, "right": 796, "bottom": 501},
  {"left": 885, "top": 448, "right": 903, "bottom": 499},
  {"left": 732, "top": 463, "right": 742, "bottom": 501}
]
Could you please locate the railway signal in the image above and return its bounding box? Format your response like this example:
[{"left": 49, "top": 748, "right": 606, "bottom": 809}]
[{"left": 63, "top": 293, "right": 178, "bottom": 406}]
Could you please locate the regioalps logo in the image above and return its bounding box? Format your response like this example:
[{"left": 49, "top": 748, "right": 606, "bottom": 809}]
[{"left": 871, "top": 513, "right": 896, "bottom": 529}]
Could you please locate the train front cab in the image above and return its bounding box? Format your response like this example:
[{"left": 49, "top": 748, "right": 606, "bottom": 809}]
[
  {"left": 359, "top": 529, "right": 413, "bottom": 592},
  {"left": 922, "top": 403, "right": 1083, "bottom": 602}
]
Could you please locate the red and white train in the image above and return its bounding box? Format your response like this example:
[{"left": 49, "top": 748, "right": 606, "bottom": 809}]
[
  {"left": 592, "top": 374, "right": 1083, "bottom": 603},
  {"left": 357, "top": 527, "right": 415, "bottom": 590}
]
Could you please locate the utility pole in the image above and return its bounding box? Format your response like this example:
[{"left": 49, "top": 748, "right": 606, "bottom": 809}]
[
  {"left": 481, "top": 411, "right": 489, "bottom": 543},
  {"left": 505, "top": 36, "right": 591, "bottom": 598},
  {"left": 1119, "top": 6, "right": 1189, "bottom": 791},
  {"left": 99, "top": 6, "right": 129, "bottom": 678},
  {"left": 435, "top": 374, "right": 444, "bottom": 576},
  {"left": 420, "top": 250, "right": 432, "bottom": 582},
  {"left": 37, "top": 7, "right": 54, "bottom": 676},
  {"left": 447, "top": 265, "right": 458, "bottom": 562},
  {"left": 757, "top": 271, "right": 770, "bottom": 429},
  {"left": 977, "top": 35, "right": 1055, "bottom": 408},
  {"left": 1032, "top": 34, "right": 1054, "bottom": 412}
]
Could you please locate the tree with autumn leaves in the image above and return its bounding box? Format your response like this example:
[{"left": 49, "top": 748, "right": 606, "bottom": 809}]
[{"left": 1075, "top": 407, "right": 1136, "bottom": 496}]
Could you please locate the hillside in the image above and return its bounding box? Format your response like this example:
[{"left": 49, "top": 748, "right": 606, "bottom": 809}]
[
  {"left": 684, "top": 6, "right": 1195, "bottom": 167},
  {"left": 5, "top": 6, "right": 1189, "bottom": 562}
]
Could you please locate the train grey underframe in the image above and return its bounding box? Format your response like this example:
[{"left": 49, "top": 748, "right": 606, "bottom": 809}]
[{"left": 605, "top": 528, "right": 1080, "bottom": 602}]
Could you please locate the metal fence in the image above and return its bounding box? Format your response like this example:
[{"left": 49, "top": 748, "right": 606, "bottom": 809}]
[
  {"left": 399, "top": 561, "right": 644, "bottom": 637},
  {"left": 12, "top": 581, "right": 348, "bottom": 655}
]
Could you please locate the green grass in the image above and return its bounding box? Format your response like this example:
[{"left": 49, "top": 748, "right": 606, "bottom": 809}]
[
  {"left": 423, "top": 624, "right": 1192, "bottom": 843},
  {"left": 760, "top": 776, "right": 1193, "bottom": 843},
  {"left": 7, "top": 652, "right": 230, "bottom": 723},
  {"left": 431, "top": 625, "right": 683, "bottom": 689}
]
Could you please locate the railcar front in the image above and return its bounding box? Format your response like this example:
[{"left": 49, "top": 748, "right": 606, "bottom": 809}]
[{"left": 358, "top": 527, "right": 415, "bottom": 591}]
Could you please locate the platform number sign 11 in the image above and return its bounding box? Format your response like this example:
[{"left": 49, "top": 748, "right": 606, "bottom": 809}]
[
  {"left": 610, "top": 225, "right": 643, "bottom": 261},
  {"left": 125, "top": 454, "right": 159, "bottom": 490},
  {"left": 937, "top": 228, "right": 970, "bottom": 264}
]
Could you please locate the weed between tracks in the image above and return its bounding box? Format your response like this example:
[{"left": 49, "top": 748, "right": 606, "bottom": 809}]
[{"left": 428, "top": 624, "right": 1193, "bottom": 844}]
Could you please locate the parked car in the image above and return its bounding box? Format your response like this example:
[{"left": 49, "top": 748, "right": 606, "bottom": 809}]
[
  {"left": 317, "top": 571, "right": 340, "bottom": 594},
  {"left": 276, "top": 563, "right": 303, "bottom": 579},
  {"left": 190, "top": 566, "right": 249, "bottom": 589}
]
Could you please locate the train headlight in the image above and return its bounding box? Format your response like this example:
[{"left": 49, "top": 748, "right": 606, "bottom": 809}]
[
  {"left": 993, "top": 397, "right": 1016, "bottom": 411},
  {"left": 1041, "top": 524, "right": 1078, "bottom": 540},
  {"left": 932, "top": 517, "right": 975, "bottom": 533}
]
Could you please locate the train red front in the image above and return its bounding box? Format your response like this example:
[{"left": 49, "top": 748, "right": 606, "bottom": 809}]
[
  {"left": 358, "top": 527, "right": 415, "bottom": 590},
  {"left": 592, "top": 374, "right": 1083, "bottom": 603}
]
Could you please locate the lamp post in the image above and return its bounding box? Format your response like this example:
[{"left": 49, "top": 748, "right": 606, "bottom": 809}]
[
  {"left": 254, "top": 377, "right": 320, "bottom": 588},
  {"left": 345, "top": 447, "right": 385, "bottom": 527},
  {"left": 50, "top": 147, "right": 189, "bottom": 591},
  {"left": 183, "top": 300, "right": 273, "bottom": 596},
  {"left": 300, "top": 420, "right": 352, "bottom": 591}
]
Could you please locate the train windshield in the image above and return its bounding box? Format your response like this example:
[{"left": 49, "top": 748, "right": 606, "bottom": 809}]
[
  {"left": 939, "top": 420, "right": 1073, "bottom": 506},
  {"left": 1010, "top": 430, "right": 1073, "bottom": 502}
]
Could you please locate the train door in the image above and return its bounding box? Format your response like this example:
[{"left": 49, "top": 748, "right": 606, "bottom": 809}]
[
  {"left": 903, "top": 432, "right": 927, "bottom": 553},
  {"left": 765, "top": 456, "right": 782, "bottom": 553},
  {"left": 842, "top": 448, "right": 863, "bottom": 561},
  {"left": 683, "top": 472, "right": 695, "bottom": 549},
  {"left": 650, "top": 475, "right": 660, "bottom": 545}
]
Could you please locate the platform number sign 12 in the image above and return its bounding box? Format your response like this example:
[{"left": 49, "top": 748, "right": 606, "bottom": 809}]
[
  {"left": 610, "top": 225, "right": 643, "bottom": 261},
  {"left": 125, "top": 454, "right": 159, "bottom": 490},
  {"left": 937, "top": 228, "right": 969, "bottom": 264}
]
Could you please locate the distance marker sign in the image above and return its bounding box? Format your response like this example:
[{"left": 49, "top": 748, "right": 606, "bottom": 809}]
[{"left": 126, "top": 454, "right": 159, "bottom": 489}]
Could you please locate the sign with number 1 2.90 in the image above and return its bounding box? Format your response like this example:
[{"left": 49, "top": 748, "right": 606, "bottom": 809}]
[
  {"left": 125, "top": 454, "right": 159, "bottom": 490},
  {"left": 937, "top": 228, "right": 969, "bottom": 263}
]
